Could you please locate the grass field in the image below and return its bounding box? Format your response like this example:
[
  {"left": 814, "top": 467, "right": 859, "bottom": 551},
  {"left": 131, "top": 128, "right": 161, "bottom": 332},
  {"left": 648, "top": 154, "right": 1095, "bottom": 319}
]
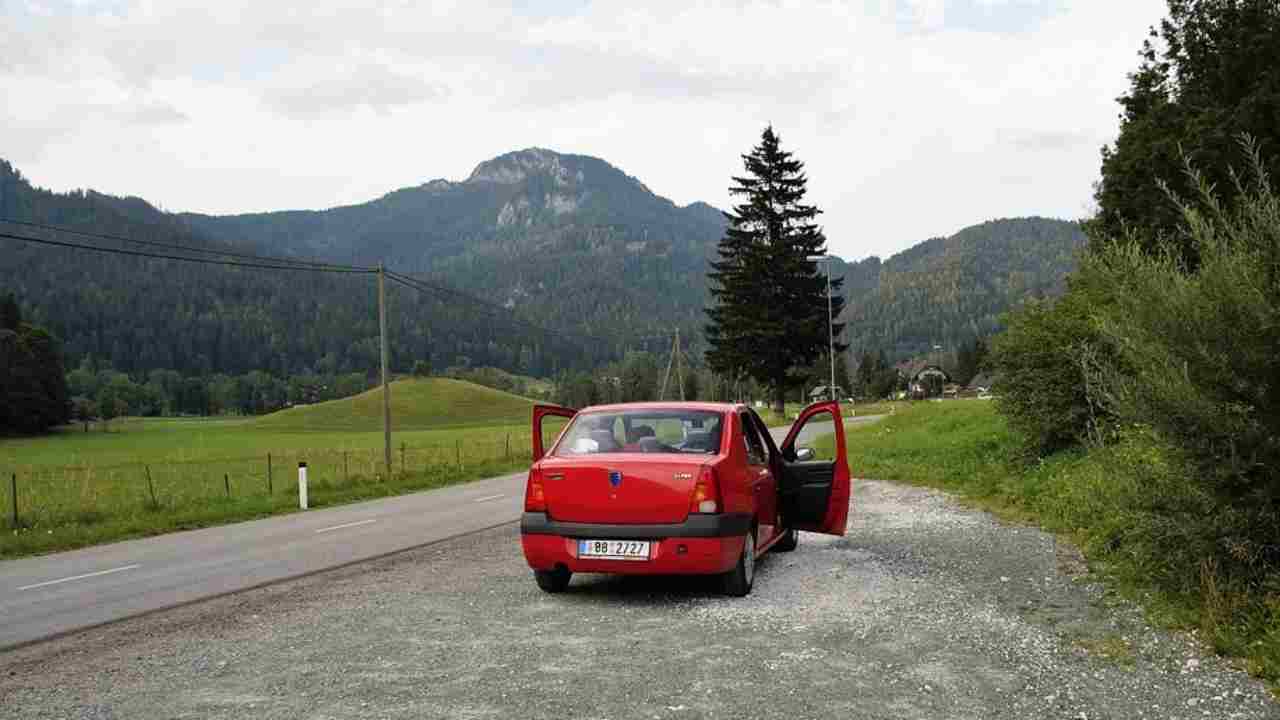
[
  {"left": 0, "top": 378, "right": 555, "bottom": 559},
  {"left": 819, "top": 399, "right": 1280, "bottom": 688}
]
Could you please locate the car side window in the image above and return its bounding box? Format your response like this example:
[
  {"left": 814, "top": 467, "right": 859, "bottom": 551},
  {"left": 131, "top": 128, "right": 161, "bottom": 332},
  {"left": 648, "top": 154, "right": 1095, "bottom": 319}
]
[
  {"left": 747, "top": 411, "right": 776, "bottom": 462},
  {"left": 739, "top": 412, "right": 767, "bottom": 466}
]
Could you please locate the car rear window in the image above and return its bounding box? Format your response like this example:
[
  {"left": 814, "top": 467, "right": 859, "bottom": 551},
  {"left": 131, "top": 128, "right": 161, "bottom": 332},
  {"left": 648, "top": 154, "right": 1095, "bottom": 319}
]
[{"left": 553, "top": 409, "right": 725, "bottom": 456}]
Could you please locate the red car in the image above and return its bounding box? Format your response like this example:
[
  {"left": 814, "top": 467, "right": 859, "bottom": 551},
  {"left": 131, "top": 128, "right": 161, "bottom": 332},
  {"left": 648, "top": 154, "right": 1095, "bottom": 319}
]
[{"left": 520, "top": 400, "right": 851, "bottom": 596}]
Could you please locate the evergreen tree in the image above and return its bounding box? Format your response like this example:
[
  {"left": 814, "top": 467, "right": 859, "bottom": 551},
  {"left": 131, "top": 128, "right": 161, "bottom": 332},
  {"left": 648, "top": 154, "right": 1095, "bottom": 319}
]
[
  {"left": 0, "top": 292, "right": 19, "bottom": 331},
  {"left": 1091, "top": 0, "right": 1280, "bottom": 268},
  {"left": 705, "top": 126, "right": 845, "bottom": 413},
  {"left": 0, "top": 294, "right": 70, "bottom": 434}
]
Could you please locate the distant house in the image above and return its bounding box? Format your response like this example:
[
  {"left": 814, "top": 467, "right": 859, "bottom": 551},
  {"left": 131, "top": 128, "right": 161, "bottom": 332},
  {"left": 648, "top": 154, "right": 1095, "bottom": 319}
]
[
  {"left": 808, "top": 385, "right": 844, "bottom": 401},
  {"left": 967, "top": 373, "right": 994, "bottom": 393}
]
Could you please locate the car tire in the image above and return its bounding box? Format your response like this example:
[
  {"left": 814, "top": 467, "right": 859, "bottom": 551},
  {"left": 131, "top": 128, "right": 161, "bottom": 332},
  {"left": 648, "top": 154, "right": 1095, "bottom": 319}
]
[
  {"left": 721, "top": 526, "right": 756, "bottom": 597},
  {"left": 774, "top": 527, "right": 799, "bottom": 552},
  {"left": 534, "top": 567, "right": 572, "bottom": 593}
]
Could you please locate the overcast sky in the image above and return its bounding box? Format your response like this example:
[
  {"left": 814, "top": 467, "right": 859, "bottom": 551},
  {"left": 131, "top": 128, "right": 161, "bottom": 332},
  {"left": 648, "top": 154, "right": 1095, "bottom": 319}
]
[{"left": 3, "top": 0, "right": 1168, "bottom": 261}]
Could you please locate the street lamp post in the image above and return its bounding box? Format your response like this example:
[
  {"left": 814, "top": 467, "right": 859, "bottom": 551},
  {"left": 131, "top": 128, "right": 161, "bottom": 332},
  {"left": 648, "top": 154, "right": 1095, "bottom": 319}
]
[{"left": 807, "top": 254, "right": 836, "bottom": 403}]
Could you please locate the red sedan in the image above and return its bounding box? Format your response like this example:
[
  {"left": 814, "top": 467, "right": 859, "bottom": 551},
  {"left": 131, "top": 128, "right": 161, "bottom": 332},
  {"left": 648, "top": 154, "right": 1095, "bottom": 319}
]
[{"left": 520, "top": 400, "right": 851, "bottom": 596}]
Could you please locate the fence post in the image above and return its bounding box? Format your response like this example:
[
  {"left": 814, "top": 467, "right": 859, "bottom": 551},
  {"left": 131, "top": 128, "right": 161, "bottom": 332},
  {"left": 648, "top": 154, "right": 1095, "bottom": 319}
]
[
  {"left": 344, "top": 451, "right": 349, "bottom": 483},
  {"left": 9, "top": 473, "right": 16, "bottom": 528},
  {"left": 456, "top": 439, "right": 461, "bottom": 468},
  {"left": 298, "top": 462, "right": 308, "bottom": 509},
  {"left": 267, "top": 453, "right": 273, "bottom": 495},
  {"left": 224, "top": 473, "right": 231, "bottom": 498},
  {"left": 145, "top": 465, "right": 158, "bottom": 509},
  {"left": 505, "top": 434, "right": 510, "bottom": 460},
  {"left": 400, "top": 442, "right": 407, "bottom": 476}
]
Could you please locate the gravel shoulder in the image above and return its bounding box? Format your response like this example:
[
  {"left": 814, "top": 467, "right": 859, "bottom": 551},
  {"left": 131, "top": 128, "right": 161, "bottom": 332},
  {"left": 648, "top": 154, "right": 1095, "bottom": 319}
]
[{"left": 2, "top": 479, "right": 1276, "bottom": 720}]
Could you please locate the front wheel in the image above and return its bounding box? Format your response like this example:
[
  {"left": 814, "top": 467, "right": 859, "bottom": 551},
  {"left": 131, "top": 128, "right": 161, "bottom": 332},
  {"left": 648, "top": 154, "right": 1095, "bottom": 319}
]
[
  {"left": 721, "top": 527, "right": 757, "bottom": 597},
  {"left": 534, "top": 566, "right": 572, "bottom": 593}
]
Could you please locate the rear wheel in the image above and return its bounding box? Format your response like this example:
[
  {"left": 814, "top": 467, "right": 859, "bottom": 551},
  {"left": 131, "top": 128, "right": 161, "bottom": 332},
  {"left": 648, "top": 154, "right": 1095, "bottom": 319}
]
[
  {"left": 721, "top": 526, "right": 757, "bottom": 597},
  {"left": 774, "top": 527, "right": 799, "bottom": 552},
  {"left": 534, "top": 566, "right": 572, "bottom": 593}
]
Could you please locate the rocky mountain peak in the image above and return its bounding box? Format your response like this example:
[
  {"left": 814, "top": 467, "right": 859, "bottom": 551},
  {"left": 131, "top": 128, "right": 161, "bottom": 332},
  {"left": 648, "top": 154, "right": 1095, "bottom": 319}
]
[{"left": 465, "top": 148, "right": 583, "bottom": 187}]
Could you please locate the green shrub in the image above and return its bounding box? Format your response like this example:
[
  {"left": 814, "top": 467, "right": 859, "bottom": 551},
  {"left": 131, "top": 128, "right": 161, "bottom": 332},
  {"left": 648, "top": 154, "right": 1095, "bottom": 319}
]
[
  {"left": 989, "top": 285, "right": 1112, "bottom": 454},
  {"left": 1082, "top": 142, "right": 1280, "bottom": 535}
]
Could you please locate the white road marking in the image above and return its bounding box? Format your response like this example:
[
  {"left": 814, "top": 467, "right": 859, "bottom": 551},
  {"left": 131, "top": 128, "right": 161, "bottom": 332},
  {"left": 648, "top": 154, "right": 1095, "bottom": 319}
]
[
  {"left": 473, "top": 494, "right": 505, "bottom": 503},
  {"left": 314, "top": 519, "right": 378, "bottom": 534},
  {"left": 20, "top": 564, "right": 141, "bottom": 591}
]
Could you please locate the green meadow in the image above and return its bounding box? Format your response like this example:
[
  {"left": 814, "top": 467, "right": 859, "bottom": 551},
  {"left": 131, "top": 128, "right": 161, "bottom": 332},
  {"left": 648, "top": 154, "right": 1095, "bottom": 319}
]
[{"left": 0, "top": 378, "right": 556, "bottom": 559}]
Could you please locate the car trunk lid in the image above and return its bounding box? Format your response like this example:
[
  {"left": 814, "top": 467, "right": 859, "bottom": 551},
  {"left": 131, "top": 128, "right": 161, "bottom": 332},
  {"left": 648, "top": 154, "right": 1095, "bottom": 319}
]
[{"left": 539, "top": 455, "right": 709, "bottom": 524}]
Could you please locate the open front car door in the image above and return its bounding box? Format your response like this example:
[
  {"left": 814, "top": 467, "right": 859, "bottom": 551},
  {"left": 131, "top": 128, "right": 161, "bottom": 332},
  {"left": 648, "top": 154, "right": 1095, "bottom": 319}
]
[
  {"left": 777, "top": 400, "right": 851, "bottom": 536},
  {"left": 532, "top": 404, "right": 577, "bottom": 462}
]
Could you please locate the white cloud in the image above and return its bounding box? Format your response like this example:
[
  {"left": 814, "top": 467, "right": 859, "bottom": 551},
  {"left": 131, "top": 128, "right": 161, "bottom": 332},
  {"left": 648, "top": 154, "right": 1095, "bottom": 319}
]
[{"left": 1, "top": 0, "right": 1168, "bottom": 260}]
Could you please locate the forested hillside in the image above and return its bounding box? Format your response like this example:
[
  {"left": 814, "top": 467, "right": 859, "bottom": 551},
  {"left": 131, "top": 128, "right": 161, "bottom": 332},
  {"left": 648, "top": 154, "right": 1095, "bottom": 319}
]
[
  {"left": 2, "top": 151, "right": 1080, "bottom": 388},
  {"left": 838, "top": 218, "right": 1084, "bottom": 360},
  {"left": 181, "top": 148, "right": 726, "bottom": 353},
  {"left": 0, "top": 151, "right": 723, "bottom": 382}
]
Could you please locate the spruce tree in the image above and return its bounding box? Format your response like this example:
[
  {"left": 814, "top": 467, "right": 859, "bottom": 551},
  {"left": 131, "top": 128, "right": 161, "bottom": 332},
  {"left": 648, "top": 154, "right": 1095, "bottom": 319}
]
[{"left": 705, "top": 126, "right": 845, "bottom": 413}]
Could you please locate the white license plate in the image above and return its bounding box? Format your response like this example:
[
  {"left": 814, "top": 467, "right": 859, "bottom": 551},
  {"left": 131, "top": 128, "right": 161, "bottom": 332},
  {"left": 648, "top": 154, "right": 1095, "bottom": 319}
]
[{"left": 577, "top": 539, "right": 651, "bottom": 561}]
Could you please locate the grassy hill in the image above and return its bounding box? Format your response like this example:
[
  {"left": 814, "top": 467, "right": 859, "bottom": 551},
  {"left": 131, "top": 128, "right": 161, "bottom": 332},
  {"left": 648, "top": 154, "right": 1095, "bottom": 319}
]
[{"left": 252, "top": 377, "right": 537, "bottom": 432}]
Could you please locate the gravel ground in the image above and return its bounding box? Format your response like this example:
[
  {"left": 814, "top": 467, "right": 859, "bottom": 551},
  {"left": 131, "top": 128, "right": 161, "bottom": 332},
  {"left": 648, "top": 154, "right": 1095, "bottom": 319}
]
[{"left": 2, "top": 479, "right": 1276, "bottom": 720}]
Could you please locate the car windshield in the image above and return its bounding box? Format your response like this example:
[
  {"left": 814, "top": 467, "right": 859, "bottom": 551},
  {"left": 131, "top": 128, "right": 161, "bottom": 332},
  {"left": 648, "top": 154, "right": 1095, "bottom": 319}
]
[{"left": 553, "top": 409, "right": 725, "bottom": 456}]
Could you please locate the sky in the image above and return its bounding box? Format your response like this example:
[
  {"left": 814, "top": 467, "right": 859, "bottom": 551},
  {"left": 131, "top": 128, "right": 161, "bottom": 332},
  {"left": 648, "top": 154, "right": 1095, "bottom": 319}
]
[{"left": 2, "top": 0, "right": 1169, "bottom": 261}]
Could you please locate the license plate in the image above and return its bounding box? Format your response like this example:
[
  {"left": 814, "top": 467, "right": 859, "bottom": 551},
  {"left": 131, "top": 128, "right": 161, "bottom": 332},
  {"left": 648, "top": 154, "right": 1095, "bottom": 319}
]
[{"left": 577, "top": 539, "right": 651, "bottom": 561}]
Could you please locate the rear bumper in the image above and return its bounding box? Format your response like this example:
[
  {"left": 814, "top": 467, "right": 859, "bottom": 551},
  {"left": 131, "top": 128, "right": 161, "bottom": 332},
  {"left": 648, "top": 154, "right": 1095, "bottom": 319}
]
[{"left": 519, "top": 512, "right": 751, "bottom": 575}]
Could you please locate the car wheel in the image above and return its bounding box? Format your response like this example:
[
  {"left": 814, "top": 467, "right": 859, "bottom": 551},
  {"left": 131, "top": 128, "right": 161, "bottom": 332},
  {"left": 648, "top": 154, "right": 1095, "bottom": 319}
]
[
  {"left": 534, "top": 566, "right": 572, "bottom": 593},
  {"left": 721, "top": 526, "right": 756, "bottom": 597},
  {"left": 774, "top": 527, "right": 799, "bottom": 552}
]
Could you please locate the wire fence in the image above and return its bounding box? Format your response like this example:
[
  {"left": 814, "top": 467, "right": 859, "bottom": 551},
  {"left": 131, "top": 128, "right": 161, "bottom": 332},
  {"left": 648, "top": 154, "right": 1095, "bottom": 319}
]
[{"left": 2, "top": 433, "right": 537, "bottom": 532}]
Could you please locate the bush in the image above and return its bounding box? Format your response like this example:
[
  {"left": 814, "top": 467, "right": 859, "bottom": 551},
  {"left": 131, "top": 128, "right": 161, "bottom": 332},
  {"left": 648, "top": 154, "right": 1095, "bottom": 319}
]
[
  {"left": 989, "top": 284, "right": 1112, "bottom": 453},
  {"left": 1085, "top": 143, "right": 1280, "bottom": 506}
]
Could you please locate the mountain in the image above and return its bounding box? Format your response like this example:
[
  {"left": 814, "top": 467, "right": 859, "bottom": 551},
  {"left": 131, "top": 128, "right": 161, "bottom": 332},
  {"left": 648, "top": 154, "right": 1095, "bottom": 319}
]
[
  {"left": 836, "top": 217, "right": 1085, "bottom": 361},
  {"left": 0, "top": 150, "right": 1080, "bottom": 383},
  {"left": 180, "top": 149, "right": 726, "bottom": 348},
  {"left": 0, "top": 151, "right": 724, "bottom": 379}
]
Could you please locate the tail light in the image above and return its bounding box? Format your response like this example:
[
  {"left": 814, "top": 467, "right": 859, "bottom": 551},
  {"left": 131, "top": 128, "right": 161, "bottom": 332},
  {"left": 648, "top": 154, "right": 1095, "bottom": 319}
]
[
  {"left": 690, "top": 465, "right": 721, "bottom": 514},
  {"left": 525, "top": 467, "right": 547, "bottom": 512}
]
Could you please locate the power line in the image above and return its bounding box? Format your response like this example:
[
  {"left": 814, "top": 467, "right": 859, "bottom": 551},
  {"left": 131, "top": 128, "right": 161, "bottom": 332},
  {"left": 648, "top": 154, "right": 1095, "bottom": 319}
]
[
  {"left": 0, "top": 217, "right": 375, "bottom": 272},
  {"left": 0, "top": 231, "right": 375, "bottom": 274},
  {"left": 383, "top": 270, "right": 607, "bottom": 351},
  {"left": 384, "top": 269, "right": 681, "bottom": 353},
  {"left": 4, "top": 221, "right": 685, "bottom": 353}
]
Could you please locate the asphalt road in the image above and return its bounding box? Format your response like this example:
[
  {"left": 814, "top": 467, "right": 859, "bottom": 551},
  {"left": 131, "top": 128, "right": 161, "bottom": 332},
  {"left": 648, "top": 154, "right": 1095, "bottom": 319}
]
[{"left": 0, "top": 416, "right": 861, "bottom": 649}]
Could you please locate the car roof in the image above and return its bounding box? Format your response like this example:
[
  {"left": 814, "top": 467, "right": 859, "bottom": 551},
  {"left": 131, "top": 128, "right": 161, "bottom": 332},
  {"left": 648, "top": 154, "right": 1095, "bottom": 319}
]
[{"left": 575, "top": 401, "right": 742, "bottom": 414}]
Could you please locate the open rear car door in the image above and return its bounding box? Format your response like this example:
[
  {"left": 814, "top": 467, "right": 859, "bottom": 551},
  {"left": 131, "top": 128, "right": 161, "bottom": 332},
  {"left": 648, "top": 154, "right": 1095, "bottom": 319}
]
[
  {"left": 532, "top": 404, "right": 577, "bottom": 462},
  {"left": 777, "top": 400, "right": 851, "bottom": 536}
]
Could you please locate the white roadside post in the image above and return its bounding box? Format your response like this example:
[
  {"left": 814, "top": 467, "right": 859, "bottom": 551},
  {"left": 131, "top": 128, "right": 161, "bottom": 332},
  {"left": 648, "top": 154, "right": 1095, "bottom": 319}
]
[{"left": 298, "top": 461, "right": 308, "bottom": 510}]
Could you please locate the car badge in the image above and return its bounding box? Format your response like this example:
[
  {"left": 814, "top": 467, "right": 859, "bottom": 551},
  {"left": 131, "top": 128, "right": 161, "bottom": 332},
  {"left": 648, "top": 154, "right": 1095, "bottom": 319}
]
[
  {"left": 608, "top": 470, "right": 622, "bottom": 487},
  {"left": 674, "top": 472, "right": 693, "bottom": 481}
]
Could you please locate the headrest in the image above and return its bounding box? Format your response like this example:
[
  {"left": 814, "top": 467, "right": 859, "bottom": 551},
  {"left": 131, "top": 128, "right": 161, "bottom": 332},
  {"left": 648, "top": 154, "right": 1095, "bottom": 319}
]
[
  {"left": 683, "top": 430, "right": 714, "bottom": 451},
  {"left": 589, "top": 429, "right": 618, "bottom": 450}
]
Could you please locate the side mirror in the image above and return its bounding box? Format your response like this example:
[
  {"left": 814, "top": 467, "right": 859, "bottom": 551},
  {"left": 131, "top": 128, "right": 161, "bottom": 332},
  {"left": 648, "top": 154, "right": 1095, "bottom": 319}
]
[{"left": 795, "top": 447, "right": 816, "bottom": 462}]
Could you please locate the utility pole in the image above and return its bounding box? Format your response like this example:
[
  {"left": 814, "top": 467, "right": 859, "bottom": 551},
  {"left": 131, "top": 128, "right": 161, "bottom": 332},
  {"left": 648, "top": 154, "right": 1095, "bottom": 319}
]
[
  {"left": 675, "top": 328, "right": 685, "bottom": 401},
  {"left": 825, "top": 257, "right": 835, "bottom": 402},
  {"left": 378, "top": 265, "right": 392, "bottom": 477},
  {"left": 808, "top": 254, "right": 837, "bottom": 403},
  {"left": 659, "top": 329, "right": 676, "bottom": 401}
]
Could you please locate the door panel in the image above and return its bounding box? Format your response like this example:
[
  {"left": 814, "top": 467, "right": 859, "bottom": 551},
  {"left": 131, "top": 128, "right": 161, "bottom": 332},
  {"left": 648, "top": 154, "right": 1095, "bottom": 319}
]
[
  {"left": 778, "top": 401, "right": 851, "bottom": 536},
  {"left": 532, "top": 404, "right": 577, "bottom": 462}
]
